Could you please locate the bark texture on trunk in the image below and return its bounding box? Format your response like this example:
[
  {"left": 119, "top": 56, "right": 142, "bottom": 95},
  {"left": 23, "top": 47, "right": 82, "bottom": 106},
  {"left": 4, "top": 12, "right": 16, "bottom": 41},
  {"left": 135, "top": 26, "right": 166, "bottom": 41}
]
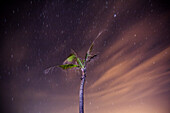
[{"left": 79, "top": 69, "right": 86, "bottom": 113}]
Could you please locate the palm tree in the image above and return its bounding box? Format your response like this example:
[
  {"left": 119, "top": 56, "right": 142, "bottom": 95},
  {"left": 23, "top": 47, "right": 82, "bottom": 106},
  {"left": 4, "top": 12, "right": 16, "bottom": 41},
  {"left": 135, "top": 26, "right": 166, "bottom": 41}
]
[{"left": 45, "top": 30, "right": 105, "bottom": 113}]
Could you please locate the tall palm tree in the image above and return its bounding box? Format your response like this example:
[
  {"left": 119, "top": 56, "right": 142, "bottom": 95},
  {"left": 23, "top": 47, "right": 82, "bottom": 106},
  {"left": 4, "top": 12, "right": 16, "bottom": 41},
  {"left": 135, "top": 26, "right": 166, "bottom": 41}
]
[{"left": 45, "top": 30, "right": 105, "bottom": 113}]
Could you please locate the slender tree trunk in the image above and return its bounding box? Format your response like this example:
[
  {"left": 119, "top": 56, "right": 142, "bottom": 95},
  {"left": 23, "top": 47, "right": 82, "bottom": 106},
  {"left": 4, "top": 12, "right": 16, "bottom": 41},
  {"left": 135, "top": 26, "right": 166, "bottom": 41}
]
[{"left": 79, "top": 69, "right": 86, "bottom": 113}]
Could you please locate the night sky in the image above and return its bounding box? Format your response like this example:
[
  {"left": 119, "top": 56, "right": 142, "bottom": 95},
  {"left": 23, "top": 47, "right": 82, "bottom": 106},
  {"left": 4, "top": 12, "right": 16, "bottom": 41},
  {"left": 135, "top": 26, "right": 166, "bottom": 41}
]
[{"left": 0, "top": 0, "right": 170, "bottom": 113}]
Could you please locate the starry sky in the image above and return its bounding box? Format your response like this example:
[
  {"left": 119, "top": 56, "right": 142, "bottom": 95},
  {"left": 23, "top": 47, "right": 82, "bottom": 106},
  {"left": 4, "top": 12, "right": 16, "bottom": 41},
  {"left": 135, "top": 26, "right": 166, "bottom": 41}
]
[{"left": 0, "top": 0, "right": 170, "bottom": 113}]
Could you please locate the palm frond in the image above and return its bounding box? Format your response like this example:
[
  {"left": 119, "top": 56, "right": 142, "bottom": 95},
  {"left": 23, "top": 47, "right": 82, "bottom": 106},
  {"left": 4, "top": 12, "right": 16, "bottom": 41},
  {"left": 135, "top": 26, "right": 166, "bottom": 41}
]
[
  {"left": 44, "top": 66, "right": 56, "bottom": 74},
  {"left": 85, "top": 30, "right": 106, "bottom": 61},
  {"left": 63, "top": 54, "right": 76, "bottom": 64},
  {"left": 59, "top": 64, "right": 79, "bottom": 70}
]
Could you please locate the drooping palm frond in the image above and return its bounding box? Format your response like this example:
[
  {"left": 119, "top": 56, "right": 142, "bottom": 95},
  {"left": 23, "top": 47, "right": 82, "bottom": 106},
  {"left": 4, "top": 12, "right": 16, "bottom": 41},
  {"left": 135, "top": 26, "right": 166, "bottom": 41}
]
[
  {"left": 44, "top": 66, "right": 56, "bottom": 74},
  {"left": 59, "top": 64, "right": 79, "bottom": 69},
  {"left": 63, "top": 54, "right": 76, "bottom": 64},
  {"left": 44, "top": 63, "right": 80, "bottom": 74}
]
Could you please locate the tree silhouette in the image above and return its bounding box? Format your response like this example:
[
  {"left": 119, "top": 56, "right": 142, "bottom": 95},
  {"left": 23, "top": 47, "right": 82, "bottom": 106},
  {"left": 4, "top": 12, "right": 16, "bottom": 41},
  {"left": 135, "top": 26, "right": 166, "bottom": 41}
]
[{"left": 45, "top": 30, "right": 106, "bottom": 113}]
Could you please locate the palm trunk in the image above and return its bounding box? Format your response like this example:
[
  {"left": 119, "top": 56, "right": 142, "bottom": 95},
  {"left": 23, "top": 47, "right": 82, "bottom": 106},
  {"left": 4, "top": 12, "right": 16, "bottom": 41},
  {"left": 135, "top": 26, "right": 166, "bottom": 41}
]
[{"left": 79, "top": 69, "right": 86, "bottom": 113}]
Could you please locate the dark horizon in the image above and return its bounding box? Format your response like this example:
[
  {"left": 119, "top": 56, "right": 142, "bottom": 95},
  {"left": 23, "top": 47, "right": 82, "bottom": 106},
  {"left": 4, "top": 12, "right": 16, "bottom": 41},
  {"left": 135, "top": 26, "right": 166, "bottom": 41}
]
[{"left": 0, "top": 0, "right": 170, "bottom": 113}]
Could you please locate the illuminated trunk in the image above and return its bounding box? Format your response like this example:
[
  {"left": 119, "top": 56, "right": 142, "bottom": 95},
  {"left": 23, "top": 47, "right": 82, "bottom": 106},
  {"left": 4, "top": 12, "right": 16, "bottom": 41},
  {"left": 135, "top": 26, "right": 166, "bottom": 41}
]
[{"left": 79, "top": 69, "right": 86, "bottom": 113}]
